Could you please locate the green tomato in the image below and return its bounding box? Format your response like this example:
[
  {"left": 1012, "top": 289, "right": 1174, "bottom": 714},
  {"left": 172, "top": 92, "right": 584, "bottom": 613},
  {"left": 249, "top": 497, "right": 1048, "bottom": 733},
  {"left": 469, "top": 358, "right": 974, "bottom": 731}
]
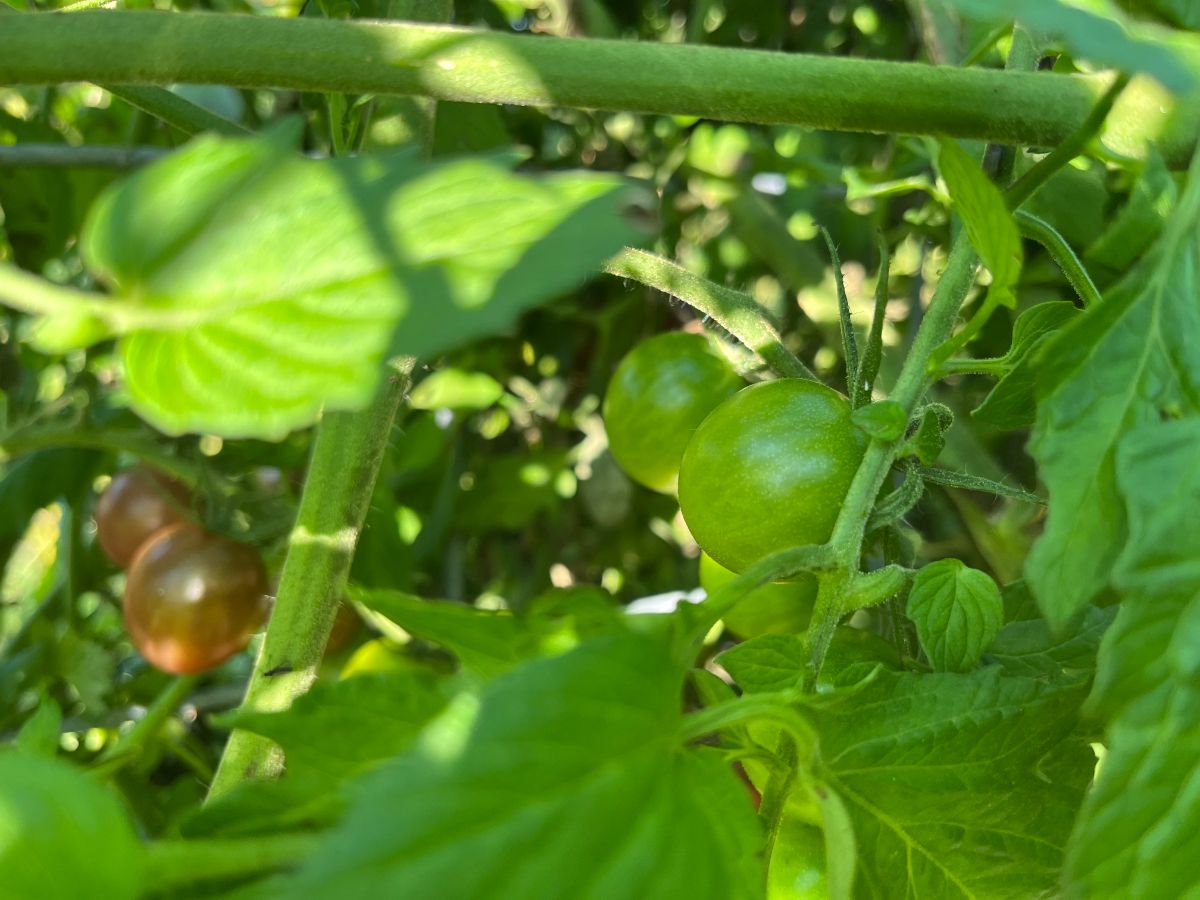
[
  {"left": 768, "top": 817, "right": 828, "bottom": 900},
  {"left": 699, "top": 552, "right": 814, "bottom": 638},
  {"left": 679, "top": 379, "right": 866, "bottom": 573},
  {"left": 603, "top": 332, "right": 743, "bottom": 493}
]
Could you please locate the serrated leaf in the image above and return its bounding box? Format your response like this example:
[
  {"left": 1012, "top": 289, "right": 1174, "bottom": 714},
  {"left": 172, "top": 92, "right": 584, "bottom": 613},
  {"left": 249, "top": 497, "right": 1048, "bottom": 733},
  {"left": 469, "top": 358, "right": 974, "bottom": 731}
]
[
  {"left": 810, "top": 668, "right": 1091, "bottom": 899},
  {"left": 80, "top": 126, "right": 643, "bottom": 439},
  {"left": 907, "top": 559, "right": 1003, "bottom": 673},
  {"left": 0, "top": 753, "right": 144, "bottom": 900},
  {"left": 1026, "top": 149, "right": 1200, "bottom": 626},
  {"left": 228, "top": 670, "right": 446, "bottom": 784},
  {"left": 278, "top": 634, "right": 764, "bottom": 900},
  {"left": 940, "top": 0, "right": 1199, "bottom": 93},
  {"left": 408, "top": 368, "right": 504, "bottom": 411},
  {"left": 851, "top": 400, "right": 907, "bottom": 441},
  {"left": 938, "top": 138, "right": 1023, "bottom": 309},
  {"left": 1064, "top": 415, "right": 1200, "bottom": 897}
]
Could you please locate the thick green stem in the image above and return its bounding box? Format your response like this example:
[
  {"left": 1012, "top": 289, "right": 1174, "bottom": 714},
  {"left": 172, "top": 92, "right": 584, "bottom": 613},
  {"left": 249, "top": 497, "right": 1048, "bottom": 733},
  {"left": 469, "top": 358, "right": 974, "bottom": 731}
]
[
  {"left": 144, "top": 833, "right": 318, "bottom": 889},
  {"left": 603, "top": 248, "right": 814, "bottom": 380},
  {"left": 207, "top": 361, "right": 412, "bottom": 797},
  {"left": 0, "top": 12, "right": 1194, "bottom": 164}
]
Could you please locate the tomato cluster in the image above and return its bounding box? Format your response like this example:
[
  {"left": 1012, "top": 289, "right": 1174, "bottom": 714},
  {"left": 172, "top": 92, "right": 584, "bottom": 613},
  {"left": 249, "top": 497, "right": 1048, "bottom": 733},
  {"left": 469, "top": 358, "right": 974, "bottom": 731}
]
[
  {"left": 96, "top": 465, "right": 268, "bottom": 675},
  {"left": 604, "top": 334, "right": 864, "bottom": 637}
]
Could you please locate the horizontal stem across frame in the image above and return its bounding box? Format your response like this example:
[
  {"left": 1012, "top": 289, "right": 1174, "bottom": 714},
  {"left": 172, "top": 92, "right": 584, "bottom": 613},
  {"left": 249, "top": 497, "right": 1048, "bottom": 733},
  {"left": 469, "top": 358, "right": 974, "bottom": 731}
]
[{"left": 0, "top": 11, "right": 1195, "bottom": 165}]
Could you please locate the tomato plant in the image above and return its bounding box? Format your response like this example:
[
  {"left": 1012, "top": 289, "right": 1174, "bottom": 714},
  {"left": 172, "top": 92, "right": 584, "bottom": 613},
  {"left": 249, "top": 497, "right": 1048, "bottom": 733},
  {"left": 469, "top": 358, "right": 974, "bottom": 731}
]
[
  {"left": 1, "top": 2, "right": 1198, "bottom": 898},
  {"left": 679, "top": 379, "right": 867, "bottom": 574},
  {"left": 603, "top": 331, "right": 743, "bottom": 492},
  {"left": 123, "top": 524, "right": 268, "bottom": 675}
]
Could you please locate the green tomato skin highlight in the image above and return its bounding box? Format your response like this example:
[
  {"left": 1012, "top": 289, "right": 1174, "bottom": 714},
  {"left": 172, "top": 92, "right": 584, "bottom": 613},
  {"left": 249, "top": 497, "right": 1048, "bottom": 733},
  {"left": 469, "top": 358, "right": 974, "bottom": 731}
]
[
  {"left": 699, "top": 552, "right": 814, "bottom": 638},
  {"left": 603, "top": 332, "right": 743, "bottom": 493},
  {"left": 768, "top": 818, "right": 829, "bottom": 900},
  {"left": 678, "top": 379, "right": 867, "bottom": 574}
]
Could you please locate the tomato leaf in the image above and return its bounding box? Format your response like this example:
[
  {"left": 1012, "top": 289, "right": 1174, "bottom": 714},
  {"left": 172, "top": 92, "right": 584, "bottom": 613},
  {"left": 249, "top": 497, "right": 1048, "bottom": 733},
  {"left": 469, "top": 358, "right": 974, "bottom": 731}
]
[
  {"left": 226, "top": 670, "right": 446, "bottom": 785},
  {"left": 279, "top": 634, "right": 764, "bottom": 900},
  {"left": 972, "top": 302, "right": 1082, "bottom": 429},
  {"left": 1026, "top": 149, "right": 1200, "bottom": 627},
  {"left": 351, "top": 587, "right": 540, "bottom": 677},
  {"left": 1084, "top": 147, "right": 1177, "bottom": 276},
  {"left": 907, "top": 559, "right": 1003, "bottom": 673},
  {"left": 809, "top": 667, "right": 1091, "bottom": 899},
  {"left": 0, "top": 753, "right": 145, "bottom": 900},
  {"left": 985, "top": 606, "right": 1114, "bottom": 679},
  {"left": 13, "top": 698, "right": 61, "bottom": 758},
  {"left": 79, "top": 124, "right": 645, "bottom": 439},
  {"left": 1065, "top": 417, "right": 1200, "bottom": 896},
  {"left": 937, "top": 138, "right": 1022, "bottom": 310}
]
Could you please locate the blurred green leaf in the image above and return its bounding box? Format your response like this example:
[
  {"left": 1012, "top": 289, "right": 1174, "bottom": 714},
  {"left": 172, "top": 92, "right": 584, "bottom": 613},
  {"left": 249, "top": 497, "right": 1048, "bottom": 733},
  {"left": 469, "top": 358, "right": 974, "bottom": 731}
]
[
  {"left": 409, "top": 368, "right": 504, "bottom": 411},
  {"left": 0, "top": 752, "right": 144, "bottom": 900},
  {"left": 78, "top": 125, "right": 645, "bottom": 439},
  {"left": 1085, "top": 149, "right": 1177, "bottom": 275},
  {"left": 851, "top": 400, "right": 907, "bottom": 441},
  {"left": 280, "top": 634, "right": 763, "bottom": 899},
  {"left": 228, "top": 670, "right": 446, "bottom": 784},
  {"left": 13, "top": 698, "right": 60, "bottom": 757},
  {"left": 353, "top": 587, "right": 537, "bottom": 677}
]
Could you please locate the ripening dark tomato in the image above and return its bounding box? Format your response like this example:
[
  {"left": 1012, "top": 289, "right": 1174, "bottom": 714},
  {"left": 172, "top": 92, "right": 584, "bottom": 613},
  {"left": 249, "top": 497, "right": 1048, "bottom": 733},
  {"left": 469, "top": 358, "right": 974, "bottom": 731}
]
[
  {"left": 123, "top": 524, "right": 268, "bottom": 675},
  {"left": 699, "top": 552, "right": 814, "bottom": 638},
  {"left": 603, "top": 332, "right": 743, "bottom": 493},
  {"left": 95, "top": 464, "right": 192, "bottom": 569},
  {"left": 678, "top": 379, "right": 866, "bottom": 574}
]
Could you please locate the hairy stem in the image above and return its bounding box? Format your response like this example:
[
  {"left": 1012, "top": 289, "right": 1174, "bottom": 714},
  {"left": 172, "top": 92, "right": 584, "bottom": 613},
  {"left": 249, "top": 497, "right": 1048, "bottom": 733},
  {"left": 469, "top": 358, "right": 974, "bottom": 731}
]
[
  {"left": 0, "top": 13, "right": 1193, "bottom": 164},
  {"left": 603, "top": 248, "right": 814, "bottom": 380},
  {"left": 1015, "top": 211, "right": 1102, "bottom": 308}
]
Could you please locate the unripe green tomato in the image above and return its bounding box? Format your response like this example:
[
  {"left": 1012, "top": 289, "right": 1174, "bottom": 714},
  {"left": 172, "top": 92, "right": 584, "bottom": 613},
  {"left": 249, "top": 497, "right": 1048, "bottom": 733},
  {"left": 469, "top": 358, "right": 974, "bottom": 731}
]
[
  {"left": 699, "top": 553, "right": 813, "bottom": 638},
  {"left": 768, "top": 818, "right": 828, "bottom": 900},
  {"left": 603, "top": 332, "right": 743, "bottom": 493},
  {"left": 679, "top": 379, "right": 866, "bottom": 574}
]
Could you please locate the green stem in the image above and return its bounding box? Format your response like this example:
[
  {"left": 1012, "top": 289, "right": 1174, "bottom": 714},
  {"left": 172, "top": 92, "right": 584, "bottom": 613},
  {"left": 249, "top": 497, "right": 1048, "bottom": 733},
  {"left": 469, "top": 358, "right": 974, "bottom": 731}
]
[
  {"left": 758, "top": 736, "right": 799, "bottom": 873},
  {"left": 0, "top": 13, "right": 1190, "bottom": 164},
  {"left": 603, "top": 248, "right": 815, "bottom": 380},
  {"left": 937, "top": 356, "right": 1007, "bottom": 377},
  {"left": 802, "top": 234, "right": 978, "bottom": 686},
  {"left": 679, "top": 691, "right": 813, "bottom": 748},
  {"left": 91, "top": 675, "right": 198, "bottom": 775},
  {"left": 1015, "top": 211, "right": 1102, "bottom": 308},
  {"left": 207, "top": 359, "right": 413, "bottom": 798},
  {"left": 0, "top": 263, "right": 116, "bottom": 320},
  {"left": 207, "top": 1, "right": 449, "bottom": 802},
  {"left": 0, "top": 143, "right": 166, "bottom": 168},
  {"left": 144, "top": 833, "right": 318, "bottom": 889}
]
